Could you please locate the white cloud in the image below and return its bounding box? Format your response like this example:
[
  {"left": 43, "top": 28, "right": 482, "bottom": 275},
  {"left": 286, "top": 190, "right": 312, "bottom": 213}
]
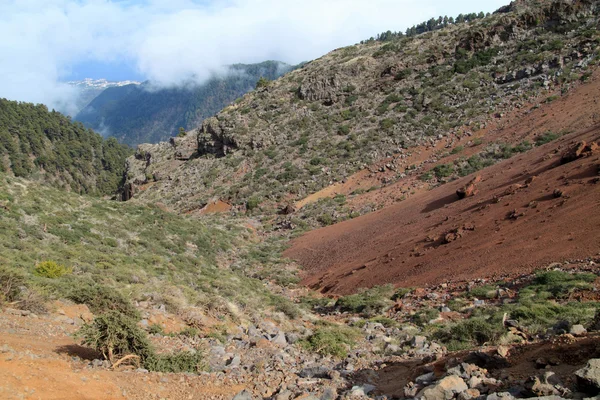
[{"left": 0, "top": 0, "right": 508, "bottom": 114}]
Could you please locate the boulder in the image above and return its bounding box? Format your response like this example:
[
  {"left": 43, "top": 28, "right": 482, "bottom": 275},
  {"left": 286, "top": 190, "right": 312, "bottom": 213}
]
[
  {"left": 419, "top": 376, "right": 468, "bottom": 400},
  {"left": 232, "top": 390, "right": 255, "bottom": 400},
  {"left": 457, "top": 175, "right": 481, "bottom": 199},
  {"left": 575, "top": 359, "right": 600, "bottom": 395},
  {"left": 560, "top": 141, "right": 598, "bottom": 164},
  {"left": 570, "top": 324, "right": 587, "bottom": 336}
]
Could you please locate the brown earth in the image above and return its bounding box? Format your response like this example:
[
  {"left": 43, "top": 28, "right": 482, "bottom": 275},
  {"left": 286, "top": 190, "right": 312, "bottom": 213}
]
[
  {"left": 285, "top": 121, "right": 600, "bottom": 294},
  {"left": 0, "top": 307, "right": 243, "bottom": 400}
]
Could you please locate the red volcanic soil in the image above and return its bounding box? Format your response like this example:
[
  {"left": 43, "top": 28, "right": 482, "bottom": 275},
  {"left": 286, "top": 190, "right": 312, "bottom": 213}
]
[{"left": 285, "top": 126, "right": 600, "bottom": 295}]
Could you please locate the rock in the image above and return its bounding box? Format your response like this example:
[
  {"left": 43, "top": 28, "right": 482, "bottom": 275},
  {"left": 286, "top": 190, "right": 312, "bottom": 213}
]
[
  {"left": 458, "top": 388, "right": 481, "bottom": 400},
  {"left": 415, "top": 372, "right": 436, "bottom": 385},
  {"left": 271, "top": 332, "right": 288, "bottom": 346},
  {"left": 486, "top": 393, "right": 515, "bottom": 400},
  {"left": 412, "top": 335, "right": 427, "bottom": 348},
  {"left": 457, "top": 175, "right": 481, "bottom": 199},
  {"left": 349, "top": 384, "right": 375, "bottom": 397},
  {"left": 275, "top": 390, "right": 293, "bottom": 400},
  {"left": 575, "top": 359, "right": 600, "bottom": 395},
  {"left": 419, "top": 376, "right": 468, "bottom": 400},
  {"left": 321, "top": 387, "right": 337, "bottom": 400},
  {"left": 298, "top": 366, "right": 331, "bottom": 379},
  {"left": 232, "top": 389, "right": 255, "bottom": 400},
  {"left": 570, "top": 324, "right": 587, "bottom": 336},
  {"left": 560, "top": 141, "right": 598, "bottom": 164},
  {"left": 497, "top": 346, "right": 510, "bottom": 358}
]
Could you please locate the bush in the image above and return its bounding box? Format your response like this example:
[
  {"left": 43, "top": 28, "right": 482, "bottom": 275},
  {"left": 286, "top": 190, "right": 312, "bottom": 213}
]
[
  {"left": 433, "top": 317, "right": 503, "bottom": 346},
  {"left": 67, "top": 281, "right": 141, "bottom": 320},
  {"left": 246, "top": 196, "right": 260, "bottom": 211},
  {"left": 78, "top": 311, "right": 153, "bottom": 362},
  {"left": 34, "top": 261, "right": 71, "bottom": 279},
  {"left": 534, "top": 131, "right": 560, "bottom": 146},
  {"left": 78, "top": 311, "right": 204, "bottom": 372},
  {"left": 255, "top": 76, "right": 271, "bottom": 89},
  {"left": 301, "top": 325, "right": 359, "bottom": 357},
  {"left": 0, "top": 266, "right": 25, "bottom": 303},
  {"left": 336, "top": 285, "right": 394, "bottom": 315}
]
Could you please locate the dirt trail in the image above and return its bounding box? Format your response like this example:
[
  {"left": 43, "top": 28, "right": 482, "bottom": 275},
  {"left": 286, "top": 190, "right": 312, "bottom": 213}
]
[
  {"left": 285, "top": 123, "right": 600, "bottom": 295},
  {"left": 0, "top": 310, "right": 242, "bottom": 400}
]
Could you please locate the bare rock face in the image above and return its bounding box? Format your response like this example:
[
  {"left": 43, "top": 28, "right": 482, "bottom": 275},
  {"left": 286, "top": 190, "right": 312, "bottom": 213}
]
[
  {"left": 197, "top": 117, "right": 238, "bottom": 157},
  {"left": 298, "top": 74, "right": 342, "bottom": 103},
  {"left": 170, "top": 136, "right": 197, "bottom": 161}
]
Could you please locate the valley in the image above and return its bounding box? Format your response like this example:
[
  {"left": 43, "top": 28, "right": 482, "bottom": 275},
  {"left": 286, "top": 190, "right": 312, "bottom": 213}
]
[{"left": 1, "top": 1, "right": 600, "bottom": 399}]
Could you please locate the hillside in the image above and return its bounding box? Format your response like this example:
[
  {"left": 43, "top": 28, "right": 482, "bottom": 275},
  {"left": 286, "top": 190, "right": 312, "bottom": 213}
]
[
  {"left": 67, "top": 79, "right": 142, "bottom": 115},
  {"left": 285, "top": 123, "right": 600, "bottom": 294},
  {"left": 0, "top": 99, "right": 132, "bottom": 195},
  {"left": 121, "top": 0, "right": 600, "bottom": 224},
  {"left": 75, "top": 61, "right": 293, "bottom": 146}
]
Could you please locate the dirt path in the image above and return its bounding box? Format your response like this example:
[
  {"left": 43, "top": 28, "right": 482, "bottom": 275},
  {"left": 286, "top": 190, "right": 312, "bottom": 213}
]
[{"left": 0, "top": 310, "right": 243, "bottom": 400}]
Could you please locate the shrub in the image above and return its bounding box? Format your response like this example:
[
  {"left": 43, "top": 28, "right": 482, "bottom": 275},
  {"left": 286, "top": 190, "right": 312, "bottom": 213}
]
[
  {"left": 534, "top": 131, "right": 560, "bottom": 146},
  {"left": 67, "top": 281, "right": 141, "bottom": 320},
  {"left": 301, "top": 325, "right": 359, "bottom": 357},
  {"left": 433, "top": 164, "right": 454, "bottom": 179},
  {"left": 34, "top": 261, "right": 71, "bottom": 279},
  {"left": 246, "top": 196, "right": 260, "bottom": 211},
  {"left": 255, "top": 76, "right": 271, "bottom": 89},
  {"left": 434, "top": 317, "right": 503, "bottom": 346},
  {"left": 78, "top": 311, "right": 154, "bottom": 362},
  {"left": 0, "top": 266, "right": 25, "bottom": 303},
  {"left": 78, "top": 311, "right": 204, "bottom": 372},
  {"left": 336, "top": 285, "right": 394, "bottom": 315}
]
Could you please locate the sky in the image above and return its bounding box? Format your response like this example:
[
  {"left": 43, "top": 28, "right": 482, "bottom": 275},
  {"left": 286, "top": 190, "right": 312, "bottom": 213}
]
[{"left": 0, "top": 0, "right": 508, "bottom": 115}]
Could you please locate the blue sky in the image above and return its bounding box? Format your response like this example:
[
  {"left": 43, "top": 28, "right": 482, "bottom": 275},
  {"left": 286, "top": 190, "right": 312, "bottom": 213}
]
[{"left": 0, "top": 0, "right": 508, "bottom": 113}]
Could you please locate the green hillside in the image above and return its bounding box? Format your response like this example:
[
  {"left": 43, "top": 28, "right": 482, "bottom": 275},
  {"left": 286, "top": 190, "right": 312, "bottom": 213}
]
[
  {"left": 76, "top": 61, "right": 293, "bottom": 146},
  {"left": 0, "top": 99, "right": 132, "bottom": 195}
]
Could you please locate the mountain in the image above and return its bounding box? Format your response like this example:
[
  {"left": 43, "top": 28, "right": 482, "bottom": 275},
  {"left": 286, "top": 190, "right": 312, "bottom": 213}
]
[
  {"left": 67, "top": 78, "right": 142, "bottom": 115},
  {"left": 121, "top": 0, "right": 600, "bottom": 220},
  {"left": 75, "top": 61, "right": 293, "bottom": 146},
  {"left": 0, "top": 98, "right": 132, "bottom": 195},
  {"left": 3, "top": 1, "right": 600, "bottom": 399}
]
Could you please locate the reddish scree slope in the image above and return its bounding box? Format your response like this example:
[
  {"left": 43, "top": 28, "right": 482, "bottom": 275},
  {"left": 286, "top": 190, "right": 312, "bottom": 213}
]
[{"left": 285, "top": 127, "right": 600, "bottom": 295}]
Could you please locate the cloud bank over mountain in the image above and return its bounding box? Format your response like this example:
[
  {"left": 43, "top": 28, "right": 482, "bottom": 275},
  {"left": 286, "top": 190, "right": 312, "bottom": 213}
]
[{"left": 0, "top": 0, "right": 506, "bottom": 114}]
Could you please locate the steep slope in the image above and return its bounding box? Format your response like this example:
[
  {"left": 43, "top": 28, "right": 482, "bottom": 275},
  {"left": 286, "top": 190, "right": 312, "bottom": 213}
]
[
  {"left": 121, "top": 0, "right": 600, "bottom": 221},
  {"left": 0, "top": 99, "right": 132, "bottom": 195},
  {"left": 67, "top": 79, "right": 142, "bottom": 115},
  {"left": 76, "top": 61, "right": 292, "bottom": 146},
  {"left": 285, "top": 123, "right": 600, "bottom": 294}
]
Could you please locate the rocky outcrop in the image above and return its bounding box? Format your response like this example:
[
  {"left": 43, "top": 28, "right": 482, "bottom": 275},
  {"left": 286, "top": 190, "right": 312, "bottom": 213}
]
[
  {"left": 560, "top": 141, "right": 598, "bottom": 164},
  {"left": 575, "top": 359, "right": 600, "bottom": 395},
  {"left": 298, "top": 74, "right": 342, "bottom": 103},
  {"left": 457, "top": 176, "right": 481, "bottom": 199},
  {"left": 197, "top": 117, "right": 239, "bottom": 157}
]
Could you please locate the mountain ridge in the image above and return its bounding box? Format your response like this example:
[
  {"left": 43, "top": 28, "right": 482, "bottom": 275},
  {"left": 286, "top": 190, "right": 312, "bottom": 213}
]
[{"left": 75, "top": 61, "right": 294, "bottom": 146}]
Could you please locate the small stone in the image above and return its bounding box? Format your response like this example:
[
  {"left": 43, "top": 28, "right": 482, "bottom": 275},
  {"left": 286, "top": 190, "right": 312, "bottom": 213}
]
[
  {"left": 412, "top": 335, "right": 427, "bottom": 348},
  {"left": 349, "top": 384, "right": 375, "bottom": 397},
  {"left": 570, "top": 324, "right": 587, "bottom": 336},
  {"left": 232, "top": 389, "right": 255, "bottom": 400}
]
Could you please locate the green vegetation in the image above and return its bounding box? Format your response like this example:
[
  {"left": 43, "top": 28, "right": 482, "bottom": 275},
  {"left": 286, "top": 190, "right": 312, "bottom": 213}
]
[
  {"left": 0, "top": 99, "right": 131, "bottom": 195},
  {"left": 76, "top": 61, "right": 293, "bottom": 146},
  {"left": 78, "top": 311, "right": 204, "bottom": 372},
  {"left": 430, "top": 271, "right": 598, "bottom": 349},
  {"left": 336, "top": 285, "right": 394, "bottom": 315},
  {"left": 33, "top": 261, "right": 71, "bottom": 279},
  {"left": 301, "top": 325, "right": 359, "bottom": 358},
  {"left": 0, "top": 174, "right": 291, "bottom": 321}
]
